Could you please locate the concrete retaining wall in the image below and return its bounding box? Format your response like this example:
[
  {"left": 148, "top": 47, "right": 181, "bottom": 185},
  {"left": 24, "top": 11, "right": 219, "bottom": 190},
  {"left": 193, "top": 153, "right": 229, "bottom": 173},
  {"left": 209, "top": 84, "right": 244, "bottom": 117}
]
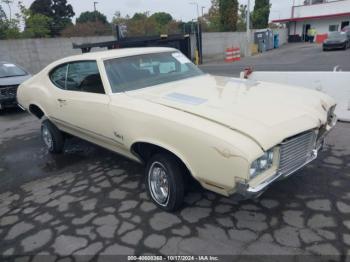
[
  {"left": 0, "top": 29, "right": 288, "bottom": 73},
  {"left": 202, "top": 32, "right": 249, "bottom": 63},
  {"left": 201, "top": 29, "right": 288, "bottom": 63},
  {"left": 0, "top": 36, "right": 115, "bottom": 74}
]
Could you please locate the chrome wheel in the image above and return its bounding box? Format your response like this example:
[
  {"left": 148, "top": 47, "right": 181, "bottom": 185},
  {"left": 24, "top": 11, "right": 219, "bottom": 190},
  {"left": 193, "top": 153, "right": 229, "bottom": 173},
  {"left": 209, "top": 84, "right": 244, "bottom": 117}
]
[
  {"left": 42, "top": 125, "right": 53, "bottom": 150},
  {"left": 148, "top": 161, "right": 170, "bottom": 206}
]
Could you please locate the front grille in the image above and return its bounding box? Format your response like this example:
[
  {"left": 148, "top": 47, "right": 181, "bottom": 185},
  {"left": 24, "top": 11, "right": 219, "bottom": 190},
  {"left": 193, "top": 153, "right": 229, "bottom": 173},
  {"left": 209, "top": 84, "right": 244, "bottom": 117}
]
[
  {"left": 324, "top": 44, "right": 344, "bottom": 48},
  {"left": 0, "top": 85, "right": 18, "bottom": 98},
  {"left": 278, "top": 130, "right": 317, "bottom": 175}
]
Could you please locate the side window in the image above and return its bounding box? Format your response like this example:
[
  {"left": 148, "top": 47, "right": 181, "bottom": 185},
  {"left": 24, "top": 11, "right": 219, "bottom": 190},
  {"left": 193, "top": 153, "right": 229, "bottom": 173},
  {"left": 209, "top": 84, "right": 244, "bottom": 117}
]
[
  {"left": 66, "top": 61, "right": 105, "bottom": 94},
  {"left": 159, "top": 62, "right": 176, "bottom": 74},
  {"left": 138, "top": 54, "right": 190, "bottom": 75},
  {"left": 50, "top": 64, "right": 68, "bottom": 89}
]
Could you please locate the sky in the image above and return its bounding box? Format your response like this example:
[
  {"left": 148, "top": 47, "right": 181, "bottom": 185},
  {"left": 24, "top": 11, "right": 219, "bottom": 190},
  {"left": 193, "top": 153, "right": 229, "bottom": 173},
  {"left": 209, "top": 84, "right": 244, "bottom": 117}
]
[{"left": 4, "top": 0, "right": 301, "bottom": 23}]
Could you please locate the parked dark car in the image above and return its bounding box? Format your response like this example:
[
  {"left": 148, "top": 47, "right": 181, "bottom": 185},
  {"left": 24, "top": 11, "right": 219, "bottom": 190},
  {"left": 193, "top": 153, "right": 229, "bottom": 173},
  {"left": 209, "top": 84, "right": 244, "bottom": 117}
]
[
  {"left": 323, "top": 32, "right": 350, "bottom": 51},
  {"left": 342, "top": 26, "right": 350, "bottom": 40},
  {"left": 0, "top": 62, "right": 31, "bottom": 111}
]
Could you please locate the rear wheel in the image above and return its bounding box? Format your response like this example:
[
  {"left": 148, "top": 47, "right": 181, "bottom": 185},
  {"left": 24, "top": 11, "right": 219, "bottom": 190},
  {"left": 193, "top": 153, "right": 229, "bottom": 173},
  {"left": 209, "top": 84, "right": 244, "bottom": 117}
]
[
  {"left": 41, "top": 120, "right": 65, "bottom": 154},
  {"left": 145, "top": 153, "right": 185, "bottom": 211}
]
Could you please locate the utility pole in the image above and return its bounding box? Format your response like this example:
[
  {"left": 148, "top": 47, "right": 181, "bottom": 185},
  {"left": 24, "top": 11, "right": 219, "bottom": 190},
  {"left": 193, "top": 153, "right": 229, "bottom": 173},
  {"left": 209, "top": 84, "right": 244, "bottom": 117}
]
[
  {"left": 292, "top": 0, "right": 296, "bottom": 18},
  {"left": 201, "top": 6, "right": 205, "bottom": 18},
  {"left": 93, "top": 1, "right": 98, "bottom": 11},
  {"left": 93, "top": 1, "right": 98, "bottom": 22},
  {"left": 246, "top": 0, "right": 251, "bottom": 43}
]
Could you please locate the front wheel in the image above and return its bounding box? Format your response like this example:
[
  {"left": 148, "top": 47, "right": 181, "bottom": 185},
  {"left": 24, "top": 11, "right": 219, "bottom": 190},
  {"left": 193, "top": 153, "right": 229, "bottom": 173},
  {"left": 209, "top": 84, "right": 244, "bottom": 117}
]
[
  {"left": 145, "top": 153, "right": 185, "bottom": 211},
  {"left": 41, "top": 120, "right": 65, "bottom": 154}
]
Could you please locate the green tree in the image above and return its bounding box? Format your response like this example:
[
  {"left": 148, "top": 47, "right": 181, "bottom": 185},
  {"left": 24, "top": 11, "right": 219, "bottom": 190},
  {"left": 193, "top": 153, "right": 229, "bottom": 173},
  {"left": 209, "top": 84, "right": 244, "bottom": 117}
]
[
  {"left": 0, "top": 2, "right": 21, "bottom": 39},
  {"left": 25, "top": 14, "right": 52, "bottom": 38},
  {"left": 76, "top": 11, "right": 108, "bottom": 24},
  {"left": 111, "top": 11, "right": 181, "bottom": 37},
  {"left": 29, "top": 0, "right": 51, "bottom": 16},
  {"left": 219, "top": 0, "right": 238, "bottom": 32},
  {"left": 24, "top": 14, "right": 52, "bottom": 38},
  {"left": 150, "top": 12, "right": 172, "bottom": 25},
  {"left": 17, "top": 2, "right": 51, "bottom": 38},
  {"left": 206, "top": 0, "right": 221, "bottom": 31},
  {"left": 131, "top": 12, "right": 148, "bottom": 21},
  {"left": 50, "top": 0, "right": 75, "bottom": 36},
  {"left": 1, "top": 0, "right": 13, "bottom": 21},
  {"left": 29, "top": 0, "right": 75, "bottom": 36},
  {"left": 61, "top": 21, "right": 112, "bottom": 37},
  {"left": 252, "top": 0, "right": 270, "bottom": 29},
  {"left": 237, "top": 4, "right": 247, "bottom": 32},
  {"left": 0, "top": 5, "right": 5, "bottom": 20},
  {"left": 127, "top": 12, "right": 158, "bottom": 36},
  {"left": 0, "top": 4, "right": 6, "bottom": 37},
  {"left": 150, "top": 12, "right": 173, "bottom": 34},
  {"left": 112, "top": 11, "right": 129, "bottom": 25},
  {"left": 2, "top": 20, "right": 20, "bottom": 38}
]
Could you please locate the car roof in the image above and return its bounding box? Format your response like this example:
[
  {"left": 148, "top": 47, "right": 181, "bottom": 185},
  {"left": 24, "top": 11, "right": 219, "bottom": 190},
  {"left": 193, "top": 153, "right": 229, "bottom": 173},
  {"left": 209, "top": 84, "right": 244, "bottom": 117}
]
[{"left": 57, "top": 47, "right": 178, "bottom": 63}]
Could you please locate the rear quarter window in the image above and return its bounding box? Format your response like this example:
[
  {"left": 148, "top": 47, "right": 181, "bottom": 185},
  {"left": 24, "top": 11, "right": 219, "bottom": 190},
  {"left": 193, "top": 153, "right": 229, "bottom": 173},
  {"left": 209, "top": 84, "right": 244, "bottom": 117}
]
[{"left": 50, "top": 64, "right": 68, "bottom": 89}]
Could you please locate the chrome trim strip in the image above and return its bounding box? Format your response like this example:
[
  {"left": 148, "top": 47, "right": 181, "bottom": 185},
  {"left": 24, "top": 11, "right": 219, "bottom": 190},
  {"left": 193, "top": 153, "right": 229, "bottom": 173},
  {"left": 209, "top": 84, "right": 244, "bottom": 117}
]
[
  {"left": 50, "top": 116, "right": 124, "bottom": 146},
  {"left": 17, "top": 103, "right": 26, "bottom": 111}
]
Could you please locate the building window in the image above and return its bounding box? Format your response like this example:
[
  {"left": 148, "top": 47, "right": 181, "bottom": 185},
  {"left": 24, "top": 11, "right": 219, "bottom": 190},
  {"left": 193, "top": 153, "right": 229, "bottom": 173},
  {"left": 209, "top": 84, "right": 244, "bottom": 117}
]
[
  {"left": 341, "top": 21, "right": 349, "bottom": 30},
  {"left": 329, "top": 25, "right": 339, "bottom": 32},
  {"left": 304, "top": 0, "right": 325, "bottom": 5}
]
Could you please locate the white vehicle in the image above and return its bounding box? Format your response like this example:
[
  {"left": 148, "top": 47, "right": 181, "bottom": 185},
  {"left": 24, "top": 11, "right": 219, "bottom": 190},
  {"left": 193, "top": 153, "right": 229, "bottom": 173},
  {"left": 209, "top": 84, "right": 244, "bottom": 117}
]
[{"left": 17, "top": 47, "right": 337, "bottom": 211}]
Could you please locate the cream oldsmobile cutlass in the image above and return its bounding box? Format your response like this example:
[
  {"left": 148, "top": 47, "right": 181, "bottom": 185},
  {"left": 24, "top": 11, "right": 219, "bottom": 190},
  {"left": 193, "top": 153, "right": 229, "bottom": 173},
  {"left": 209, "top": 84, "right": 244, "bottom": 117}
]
[{"left": 17, "top": 47, "right": 337, "bottom": 211}]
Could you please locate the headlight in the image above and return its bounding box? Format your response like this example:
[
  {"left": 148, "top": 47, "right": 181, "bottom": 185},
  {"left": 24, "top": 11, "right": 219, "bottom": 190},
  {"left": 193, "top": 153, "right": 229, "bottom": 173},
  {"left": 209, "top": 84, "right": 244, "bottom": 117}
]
[{"left": 250, "top": 149, "right": 274, "bottom": 179}]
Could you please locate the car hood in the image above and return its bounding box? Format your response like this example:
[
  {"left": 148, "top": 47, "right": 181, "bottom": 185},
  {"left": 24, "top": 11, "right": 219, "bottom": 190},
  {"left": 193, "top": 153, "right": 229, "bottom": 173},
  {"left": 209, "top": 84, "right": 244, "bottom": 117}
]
[
  {"left": 126, "top": 75, "right": 335, "bottom": 150},
  {"left": 0, "top": 75, "right": 32, "bottom": 86}
]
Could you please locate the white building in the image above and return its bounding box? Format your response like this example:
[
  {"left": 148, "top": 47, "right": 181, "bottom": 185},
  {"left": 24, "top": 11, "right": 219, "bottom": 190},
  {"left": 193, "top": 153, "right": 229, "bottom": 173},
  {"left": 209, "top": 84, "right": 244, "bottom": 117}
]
[{"left": 273, "top": 0, "right": 350, "bottom": 42}]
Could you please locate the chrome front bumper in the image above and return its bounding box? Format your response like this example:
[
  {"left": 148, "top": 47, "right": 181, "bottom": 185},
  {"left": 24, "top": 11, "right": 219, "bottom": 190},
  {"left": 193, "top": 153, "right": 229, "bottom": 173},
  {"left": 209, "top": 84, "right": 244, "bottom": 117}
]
[
  {"left": 249, "top": 149, "right": 318, "bottom": 194},
  {"left": 234, "top": 120, "right": 336, "bottom": 200}
]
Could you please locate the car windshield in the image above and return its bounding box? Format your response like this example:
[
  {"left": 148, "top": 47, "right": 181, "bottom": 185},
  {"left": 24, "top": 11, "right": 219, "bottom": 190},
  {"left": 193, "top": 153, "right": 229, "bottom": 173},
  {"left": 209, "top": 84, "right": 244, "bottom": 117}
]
[
  {"left": 104, "top": 51, "right": 204, "bottom": 93},
  {"left": 0, "top": 63, "right": 27, "bottom": 78},
  {"left": 328, "top": 32, "right": 347, "bottom": 40}
]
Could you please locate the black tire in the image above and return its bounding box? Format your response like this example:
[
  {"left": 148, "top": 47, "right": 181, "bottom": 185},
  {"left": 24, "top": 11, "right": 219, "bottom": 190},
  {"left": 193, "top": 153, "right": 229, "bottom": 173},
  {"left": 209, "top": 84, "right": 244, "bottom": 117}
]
[
  {"left": 41, "top": 120, "right": 65, "bottom": 154},
  {"left": 145, "top": 153, "right": 185, "bottom": 211}
]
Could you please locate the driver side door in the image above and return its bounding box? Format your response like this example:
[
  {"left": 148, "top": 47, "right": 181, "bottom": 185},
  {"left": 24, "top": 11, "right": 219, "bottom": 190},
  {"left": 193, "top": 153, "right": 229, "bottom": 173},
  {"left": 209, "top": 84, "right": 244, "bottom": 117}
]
[{"left": 50, "top": 60, "right": 115, "bottom": 142}]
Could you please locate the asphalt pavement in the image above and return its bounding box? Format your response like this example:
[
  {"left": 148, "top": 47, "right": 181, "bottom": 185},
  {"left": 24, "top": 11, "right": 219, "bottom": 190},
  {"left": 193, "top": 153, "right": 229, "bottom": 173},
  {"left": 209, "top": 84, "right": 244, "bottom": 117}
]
[
  {"left": 200, "top": 42, "right": 350, "bottom": 76},
  {"left": 0, "top": 43, "right": 350, "bottom": 260}
]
